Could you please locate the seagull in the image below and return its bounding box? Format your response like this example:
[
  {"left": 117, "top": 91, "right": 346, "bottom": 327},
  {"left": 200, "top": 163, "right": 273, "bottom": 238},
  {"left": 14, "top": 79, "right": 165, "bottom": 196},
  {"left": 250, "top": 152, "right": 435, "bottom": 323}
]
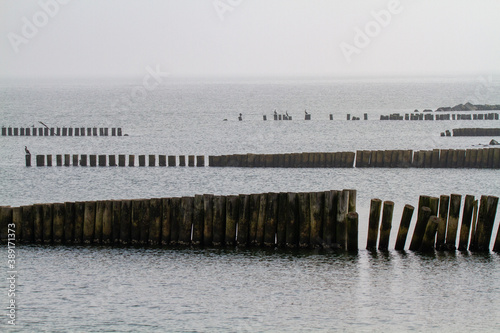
[
  {"left": 38, "top": 121, "right": 49, "bottom": 128},
  {"left": 25, "top": 146, "right": 31, "bottom": 155}
]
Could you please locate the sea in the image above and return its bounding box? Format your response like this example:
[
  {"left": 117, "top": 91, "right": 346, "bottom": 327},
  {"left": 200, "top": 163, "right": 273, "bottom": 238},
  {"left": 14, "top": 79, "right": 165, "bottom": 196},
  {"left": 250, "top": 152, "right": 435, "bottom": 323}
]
[{"left": 1, "top": 76, "right": 500, "bottom": 332}]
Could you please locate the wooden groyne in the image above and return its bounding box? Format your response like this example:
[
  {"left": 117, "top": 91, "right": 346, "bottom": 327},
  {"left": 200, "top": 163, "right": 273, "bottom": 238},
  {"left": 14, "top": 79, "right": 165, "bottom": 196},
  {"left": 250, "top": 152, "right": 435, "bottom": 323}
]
[
  {"left": 1, "top": 127, "right": 123, "bottom": 137},
  {"left": 27, "top": 154, "right": 205, "bottom": 167},
  {"left": 0, "top": 189, "right": 358, "bottom": 250},
  {"left": 380, "top": 112, "right": 499, "bottom": 121},
  {"left": 1, "top": 191, "right": 498, "bottom": 252},
  {"left": 451, "top": 128, "right": 500, "bottom": 136},
  {"left": 207, "top": 148, "right": 500, "bottom": 169}
]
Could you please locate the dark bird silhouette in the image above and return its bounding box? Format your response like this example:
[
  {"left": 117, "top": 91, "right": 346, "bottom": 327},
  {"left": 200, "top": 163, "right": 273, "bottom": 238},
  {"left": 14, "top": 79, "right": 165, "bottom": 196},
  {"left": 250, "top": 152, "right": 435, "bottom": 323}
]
[
  {"left": 39, "top": 121, "right": 49, "bottom": 128},
  {"left": 304, "top": 110, "right": 309, "bottom": 115},
  {"left": 25, "top": 146, "right": 31, "bottom": 155}
]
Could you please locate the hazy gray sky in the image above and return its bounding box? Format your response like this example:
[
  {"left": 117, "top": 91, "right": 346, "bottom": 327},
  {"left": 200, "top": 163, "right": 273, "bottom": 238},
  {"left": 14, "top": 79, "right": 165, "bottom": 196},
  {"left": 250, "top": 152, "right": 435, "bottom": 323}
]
[{"left": 1, "top": 0, "right": 500, "bottom": 78}]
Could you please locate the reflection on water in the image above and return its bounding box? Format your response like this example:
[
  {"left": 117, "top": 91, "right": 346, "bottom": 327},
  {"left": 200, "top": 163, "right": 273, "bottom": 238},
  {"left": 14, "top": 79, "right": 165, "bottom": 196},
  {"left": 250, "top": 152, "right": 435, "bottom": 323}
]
[{"left": 6, "top": 245, "right": 499, "bottom": 332}]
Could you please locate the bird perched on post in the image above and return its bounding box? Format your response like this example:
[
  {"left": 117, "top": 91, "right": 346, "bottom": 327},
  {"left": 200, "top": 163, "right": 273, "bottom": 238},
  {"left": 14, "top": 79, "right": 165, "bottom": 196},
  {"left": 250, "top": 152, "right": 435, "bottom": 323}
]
[
  {"left": 39, "top": 121, "right": 49, "bottom": 128},
  {"left": 25, "top": 146, "right": 31, "bottom": 155}
]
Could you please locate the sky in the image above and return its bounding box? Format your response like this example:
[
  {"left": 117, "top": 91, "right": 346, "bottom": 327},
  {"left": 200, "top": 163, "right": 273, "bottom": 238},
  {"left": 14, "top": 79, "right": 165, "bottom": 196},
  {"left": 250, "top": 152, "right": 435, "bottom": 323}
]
[{"left": 1, "top": 0, "right": 500, "bottom": 79}]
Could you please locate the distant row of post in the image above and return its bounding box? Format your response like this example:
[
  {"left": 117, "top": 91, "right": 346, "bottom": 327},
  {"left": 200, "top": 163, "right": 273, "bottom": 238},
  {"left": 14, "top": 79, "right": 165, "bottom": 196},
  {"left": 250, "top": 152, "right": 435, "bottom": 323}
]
[
  {"left": 380, "top": 112, "right": 499, "bottom": 121},
  {"left": 1, "top": 127, "right": 123, "bottom": 137}
]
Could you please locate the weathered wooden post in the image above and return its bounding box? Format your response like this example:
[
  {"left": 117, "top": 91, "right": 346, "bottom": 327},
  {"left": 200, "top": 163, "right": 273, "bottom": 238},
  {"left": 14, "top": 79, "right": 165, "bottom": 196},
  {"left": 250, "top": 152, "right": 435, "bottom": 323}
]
[
  {"left": 102, "top": 201, "right": 113, "bottom": 244},
  {"left": 63, "top": 202, "right": 74, "bottom": 244},
  {"left": 26, "top": 154, "right": 31, "bottom": 167},
  {"left": 73, "top": 202, "right": 85, "bottom": 244},
  {"left": 494, "top": 219, "right": 500, "bottom": 252},
  {"left": 378, "top": 201, "right": 394, "bottom": 251},
  {"left": 436, "top": 195, "right": 450, "bottom": 250},
  {"left": 276, "top": 192, "right": 287, "bottom": 247},
  {"left": 108, "top": 155, "right": 116, "bottom": 167},
  {"left": 149, "top": 155, "right": 155, "bottom": 167},
  {"left": 93, "top": 201, "right": 104, "bottom": 244},
  {"left": 474, "top": 196, "right": 499, "bottom": 251},
  {"left": 159, "top": 155, "right": 166, "bottom": 167},
  {"left": 111, "top": 201, "right": 121, "bottom": 244},
  {"left": 139, "top": 155, "right": 146, "bottom": 167},
  {"left": 394, "top": 204, "right": 415, "bottom": 250},
  {"left": 256, "top": 193, "right": 267, "bottom": 246},
  {"left": 192, "top": 195, "right": 204, "bottom": 246},
  {"left": 98, "top": 155, "right": 106, "bottom": 167},
  {"left": 52, "top": 203, "right": 65, "bottom": 243},
  {"left": 56, "top": 155, "right": 62, "bottom": 167},
  {"left": 188, "top": 155, "right": 195, "bottom": 167},
  {"left": 83, "top": 201, "right": 95, "bottom": 244},
  {"left": 309, "top": 192, "right": 323, "bottom": 248},
  {"left": 129, "top": 155, "right": 135, "bottom": 167},
  {"left": 0, "top": 207, "right": 13, "bottom": 243},
  {"left": 64, "top": 154, "right": 70, "bottom": 167},
  {"left": 36, "top": 155, "right": 45, "bottom": 167},
  {"left": 336, "top": 190, "right": 349, "bottom": 249},
  {"left": 298, "top": 192, "right": 311, "bottom": 247},
  {"left": 139, "top": 199, "right": 151, "bottom": 245},
  {"left": 248, "top": 194, "right": 260, "bottom": 246},
  {"left": 160, "top": 198, "right": 172, "bottom": 245},
  {"left": 169, "top": 197, "right": 181, "bottom": 245},
  {"left": 458, "top": 195, "right": 475, "bottom": 251},
  {"left": 130, "top": 200, "right": 142, "bottom": 243},
  {"left": 286, "top": 192, "right": 299, "bottom": 248},
  {"left": 346, "top": 212, "right": 359, "bottom": 251},
  {"left": 21, "top": 205, "right": 34, "bottom": 243},
  {"left": 32, "top": 204, "right": 43, "bottom": 243},
  {"left": 202, "top": 194, "right": 214, "bottom": 246},
  {"left": 366, "top": 198, "right": 382, "bottom": 250},
  {"left": 179, "top": 155, "right": 186, "bottom": 167},
  {"left": 225, "top": 195, "right": 239, "bottom": 247},
  {"left": 41, "top": 204, "right": 53, "bottom": 244},
  {"left": 445, "top": 194, "right": 462, "bottom": 250},
  {"left": 212, "top": 195, "right": 226, "bottom": 246},
  {"left": 119, "top": 200, "right": 132, "bottom": 245},
  {"left": 409, "top": 206, "right": 432, "bottom": 251},
  {"left": 196, "top": 155, "right": 205, "bottom": 167},
  {"left": 419, "top": 216, "right": 440, "bottom": 252},
  {"left": 119, "top": 155, "right": 126, "bottom": 167}
]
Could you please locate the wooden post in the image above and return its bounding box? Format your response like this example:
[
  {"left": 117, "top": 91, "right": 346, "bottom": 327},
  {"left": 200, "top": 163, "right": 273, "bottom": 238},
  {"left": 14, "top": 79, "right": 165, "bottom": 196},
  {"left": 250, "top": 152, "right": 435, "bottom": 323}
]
[
  {"left": 436, "top": 195, "right": 450, "bottom": 250},
  {"left": 102, "top": 200, "right": 113, "bottom": 244},
  {"left": 225, "top": 195, "right": 239, "bottom": 246},
  {"left": 26, "top": 155, "right": 31, "bottom": 167},
  {"left": 188, "top": 155, "right": 195, "bottom": 167},
  {"left": 139, "top": 199, "right": 151, "bottom": 245},
  {"left": 63, "top": 202, "right": 74, "bottom": 244},
  {"left": 94, "top": 201, "right": 104, "bottom": 243},
  {"left": 469, "top": 200, "right": 479, "bottom": 251},
  {"left": 264, "top": 192, "right": 278, "bottom": 247},
  {"left": 0, "top": 207, "right": 13, "bottom": 243},
  {"left": 56, "top": 155, "right": 62, "bottom": 166},
  {"left": 192, "top": 195, "right": 204, "bottom": 246},
  {"left": 149, "top": 155, "right": 156, "bottom": 167},
  {"left": 53, "top": 203, "right": 65, "bottom": 243},
  {"left": 36, "top": 155, "right": 45, "bottom": 167},
  {"left": 202, "top": 195, "right": 214, "bottom": 246},
  {"left": 169, "top": 197, "right": 181, "bottom": 245},
  {"left": 256, "top": 193, "right": 267, "bottom": 246},
  {"left": 131, "top": 200, "right": 142, "bottom": 244},
  {"left": 21, "top": 205, "right": 34, "bottom": 243},
  {"left": 168, "top": 155, "right": 176, "bottom": 167},
  {"left": 458, "top": 195, "right": 475, "bottom": 251},
  {"left": 212, "top": 195, "right": 226, "bottom": 246},
  {"left": 89, "top": 155, "right": 97, "bottom": 168},
  {"left": 494, "top": 216, "right": 500, "bottom": 252},
  {"left": 83, "top": 201, "right": 95, "bottom": 244},
  {"left": 445, "top": 194, "right": 462, "bottom": 250},
  {"left": 394, "top": 204, "right": 415, "bottom": 250},
  {"left": 161, "top": 198, "right": 172, "bottom": 245},
  {"left": 42, "top": 204, "right": 52, "bottom": 244},
  {"left": 409, "top": 206, "right": 432, "bottom": 251},
  {"left": 158, "top": 155, "right": 166, "bottom": 167},
  {"left": 139, "top": 155, "right": 146, "bottom": 167},
  {"left": 336, "top": 190, "right": 349, "bottom": 249},
  {"left": 475, "top": 195, "right": 499, "bottom": 251},
  {"left": 64, "top": 154, "right": 70, "bottom": 167},
  {"left": 378, "top": 201, "right": 394, "bottom": 251},
  {"left": 129, "top": 155, "right": 135, "bottom": 167},
  {"left": 366, "top": 198, "right": 382, "bottom": 250},
  {"left": 73, "top": 202, "right": 85, "bottom": 244},
  {"left": 419, "top": 216, "right": 440, "bottom": 252},
  {"left": 346, "top": 212, "right": 358, "bottom": 251},
  {"left": 107, "top": 155, "right": 116, "bottom": 167},
  {"left": 248, "top": 194, "right": 260, "bottom": 246},
  {"left": 298, "top": 192, "right": 310, "bottom": 247},
  {"left": 119, "top": 155, "right": 126, "bottom": 167},
  {"left": 196, "top": 155, "right": 205, "bottom": 167},
  {"left": 119, "top": 200, "right": 131, "bottom": 245},
  {"left": 112, "top": 201, "right": 121, "bottom": 244},
  {"left": 276, "top": 192, "right": 287, "bottom": 247},
  {"left": 33, "top": 204, "right": 43, "bottom": 243},
  {"left": 98, "top": 155, "right": 106, "bottom": 167},
  {"left": 309, "top": 192, "right": 323, "bottom": 248},
  {"left": 286, "top": 192, "right": 299, "bottom": 247},
  {"left": 179, "top": 155, "right": 186, "bottom": 167}
]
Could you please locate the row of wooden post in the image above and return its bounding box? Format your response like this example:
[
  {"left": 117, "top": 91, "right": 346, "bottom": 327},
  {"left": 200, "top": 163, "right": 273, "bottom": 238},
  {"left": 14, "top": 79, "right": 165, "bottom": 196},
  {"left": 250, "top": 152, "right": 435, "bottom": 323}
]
[
  {"left": 28, "top": 154, "right": 205, "bottom": 167},
  {"left": 206, "top": 148, "right": 500, "bottom": 169},
  {"left": 380, "top": 113, "right": 499, "bottom": 121},
  {"left": 1, "top": 127, "right": 123, "bottom": 137},
  {"left": 366, "top": 194, "right": 500, "bottom": 252},
  {"left": 0, "top": 189, "right": 358, "bottom": 250},
  {"left": 452, "top": 128, "right": 500, "bottom": 136}
]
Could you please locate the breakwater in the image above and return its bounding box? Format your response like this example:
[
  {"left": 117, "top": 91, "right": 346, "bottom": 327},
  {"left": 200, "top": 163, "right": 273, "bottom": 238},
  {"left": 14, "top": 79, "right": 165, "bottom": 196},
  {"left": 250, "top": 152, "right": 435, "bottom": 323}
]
[
  {"left": 27, "top": 148, "right": 500, "bottom": 168},
  {"left": 452, "top": 128, "right": 500, "bottom": 136},
  {"left": 1, "top": 126, "right": 123, "bottom": 137},
  {"left": 379, "top": 112, "right": 499, "bottom": 121},
  {"left": 1, "top": 191, "right": 498, "bottom": 252}
]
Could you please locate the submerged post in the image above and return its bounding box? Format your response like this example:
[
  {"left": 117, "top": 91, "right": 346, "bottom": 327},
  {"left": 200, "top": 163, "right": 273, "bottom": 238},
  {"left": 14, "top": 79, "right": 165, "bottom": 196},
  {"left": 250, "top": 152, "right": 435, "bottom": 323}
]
[
  {"left": 394, "top": 204, "right": 415, "bottom": 250},
  {"left": 366, "top": 199, "right": 382, "bottom": 250},
  {"left": 378, "top": 201, "right": 394, "bottom": 251}
]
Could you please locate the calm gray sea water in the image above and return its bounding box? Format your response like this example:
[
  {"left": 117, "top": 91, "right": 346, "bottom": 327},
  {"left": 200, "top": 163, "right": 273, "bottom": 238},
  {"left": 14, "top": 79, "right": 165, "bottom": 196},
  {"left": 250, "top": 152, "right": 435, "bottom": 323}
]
[{"left": 1, "top": 77, "right": 500, "bottom": 331}]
